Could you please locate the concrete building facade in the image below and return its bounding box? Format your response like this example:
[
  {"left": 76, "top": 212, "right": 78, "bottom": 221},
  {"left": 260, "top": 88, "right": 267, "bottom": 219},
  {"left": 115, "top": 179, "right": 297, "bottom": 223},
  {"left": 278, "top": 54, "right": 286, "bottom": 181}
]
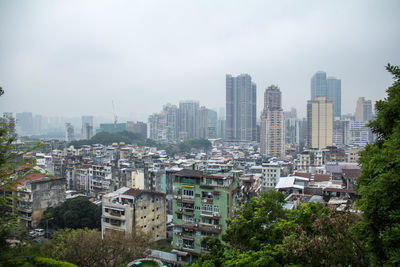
[
  {"left": 15, "top": 173, "right": 66, "bottom": 228},
  {"left": 171, "top": 169, "right": 240, "bottom": 263},
  {"left": 260, "top": 85, "right": 285, "bottom": 158},
  {"left": 307, "top": 96, "right": 333, "bottom": 149},
  {"left": 355, "top": 97, "right": 373, "bottom": 122},
  {"left": 101, "top": 187, "right": 166, "bottom": 241}
]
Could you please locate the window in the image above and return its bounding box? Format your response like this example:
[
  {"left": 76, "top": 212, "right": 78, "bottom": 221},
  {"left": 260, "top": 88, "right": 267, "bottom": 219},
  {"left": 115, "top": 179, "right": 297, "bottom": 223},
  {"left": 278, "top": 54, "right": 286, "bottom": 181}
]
[
  {"left": 183, "top": 189, "right": 194, "bottom": 197},
  {"left": 213, "top": 205, "right": 219, "bottom": 213},
  {"left": 183, "top": 215, "right": 194, "bottom": 223},
  {"left": 202, "top": 217, "right": 212, "bottom": 224},
  {"left": 202, "top": 191, "right": 213, "bottom": 199},
  {"left": 202, "top": 204, "right": 213, "bottom": 213},
  {"left": 217, "top": 179, "right": 223, "bottom": 185},
  {"left": 206, "top": 178, "right": 212, "bottom": 185}
]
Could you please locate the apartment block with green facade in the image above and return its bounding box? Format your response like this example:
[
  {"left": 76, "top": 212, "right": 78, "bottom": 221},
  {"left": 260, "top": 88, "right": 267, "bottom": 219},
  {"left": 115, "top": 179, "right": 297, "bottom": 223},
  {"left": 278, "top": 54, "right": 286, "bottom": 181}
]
[{"left": 171, "top": 169, "right": 241, "bottom": 263}]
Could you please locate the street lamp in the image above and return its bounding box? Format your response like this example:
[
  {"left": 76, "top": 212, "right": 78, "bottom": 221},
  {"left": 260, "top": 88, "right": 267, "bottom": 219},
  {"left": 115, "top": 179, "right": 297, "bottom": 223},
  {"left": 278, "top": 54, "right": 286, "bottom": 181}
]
[{"left": 46, "top": 218, "right": 53, "bottom": 239}]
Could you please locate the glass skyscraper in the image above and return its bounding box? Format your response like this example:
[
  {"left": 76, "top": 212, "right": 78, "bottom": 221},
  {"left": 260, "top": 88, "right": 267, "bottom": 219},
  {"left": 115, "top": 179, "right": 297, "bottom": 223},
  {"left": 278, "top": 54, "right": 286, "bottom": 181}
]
[{"left": 311, "top": 71, "right": 341, "bottom": 118}]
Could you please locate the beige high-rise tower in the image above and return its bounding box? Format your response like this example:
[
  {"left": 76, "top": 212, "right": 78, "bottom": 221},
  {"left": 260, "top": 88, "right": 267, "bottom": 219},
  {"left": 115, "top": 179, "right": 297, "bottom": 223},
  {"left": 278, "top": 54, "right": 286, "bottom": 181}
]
[
  {"left": 355, "top": 97, "right": 373, "bottom": 122},
  {"left": 307, "top": 96, "right": 333, "bottom": 149},
  {"left": 260, "top": 85, "right": 285, "bottom": 158}
]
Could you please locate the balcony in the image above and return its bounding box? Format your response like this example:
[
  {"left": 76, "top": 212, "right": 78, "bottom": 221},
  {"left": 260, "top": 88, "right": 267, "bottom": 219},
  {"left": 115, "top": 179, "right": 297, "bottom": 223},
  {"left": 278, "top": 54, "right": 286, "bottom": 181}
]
[
  {"left": 201, "top": 198, "right": 213, "bottom": 204},
  {"left": 182, "top": 234, "right": 195, "bottom": 241},
  {"left": 181, "top": 198, "right": 195, "bottom": 204},
  {"left": 18, "top": 206, "right": 32, "bottom": 213},
  {"left": 199, "top": 224, "right": 222, "bottom": 234},
  {"left": 19, "top": 215, "right": 32, "bottom": 221},
  {"left": 183, "top": 210, "right": 194, "bottom": 216},
  {"left": 109, "top": 219, "right": 122, "bottom": 227}
]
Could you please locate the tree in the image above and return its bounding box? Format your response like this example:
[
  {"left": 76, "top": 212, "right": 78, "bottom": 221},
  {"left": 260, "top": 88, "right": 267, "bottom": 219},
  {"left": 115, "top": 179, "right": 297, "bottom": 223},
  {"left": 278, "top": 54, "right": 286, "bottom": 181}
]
[
  {"left": 223, "top": 190, "right": 286, "bottom": 251},
  {"left": 282, "top": 206, "right": 367, "bottom": 266},
  {"left": 0, "top": 91, "right": 38, "bottom": 250},
  {"left": 194, "top": 195, "right": 366, "bottom": 267},
  {"left": 356, "top": 64, "right": 400, "bottom": 265},
  {"left": 40, "top": 196, "right": 102, "bottom": 230},
  {"left": 44, "top": 228, "right": 151, "bottom": 267}
]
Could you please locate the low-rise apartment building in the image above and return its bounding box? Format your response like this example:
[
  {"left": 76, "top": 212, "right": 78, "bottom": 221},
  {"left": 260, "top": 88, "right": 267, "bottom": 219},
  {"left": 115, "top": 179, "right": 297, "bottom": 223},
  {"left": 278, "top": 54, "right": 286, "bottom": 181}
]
[
  {"left": 15, "top": 173, "right": 66, "bottom": 228},
  {"left": 101, "top": 187, "right": 166, "bottom": 241}
]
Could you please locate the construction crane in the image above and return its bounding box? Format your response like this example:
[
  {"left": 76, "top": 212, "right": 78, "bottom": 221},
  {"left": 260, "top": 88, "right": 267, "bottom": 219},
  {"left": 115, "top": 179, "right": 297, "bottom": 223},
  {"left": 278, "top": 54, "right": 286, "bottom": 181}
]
[{"left": 112, "top": 100, "right": 118, "bottom": 129}]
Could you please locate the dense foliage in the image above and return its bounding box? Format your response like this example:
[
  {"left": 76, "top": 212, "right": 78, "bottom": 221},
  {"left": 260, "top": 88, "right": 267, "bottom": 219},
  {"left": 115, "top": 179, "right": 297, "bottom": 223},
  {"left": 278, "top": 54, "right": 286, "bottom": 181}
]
[
  {"left": 42, "top": 228, "right": 150, "bottom": 267},
  {"left": 70, "top": 130, "right": 144, "bottom": 146},
  {"left": 40, "top": 196, "right": 102, "bottom": 230},
  {"left": 191, "top": 191, "right": 366, "bottom": 266},
  {"left": 356, "top": 64, "right": 400, "bottom": 265},
  {"left": 70, "top": 130, "right": 212, "bottom": 156}
]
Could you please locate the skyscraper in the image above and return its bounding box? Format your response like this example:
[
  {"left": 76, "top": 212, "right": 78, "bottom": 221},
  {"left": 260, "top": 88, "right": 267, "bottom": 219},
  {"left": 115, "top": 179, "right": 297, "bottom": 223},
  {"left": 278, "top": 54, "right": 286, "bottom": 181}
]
[
  {"left": 225, "top": 74, "right": 257, "bottom": 142},
  {"left": 178, "top": 100, "right": 200, "bottom": 140},
  {"left": 81, "top": 115, "right": 94, "bottom": 140},
  {"left": 311, "top": 71, "right": 327, "bottom": 100},
  {"left": 65, "top": 123, "right": 75, "bottom": 142},
  {"left": 199, "top": 107, "right": 217, "bottom": 139},
  {"left": 284, "top": 108, "right": 299, "bottom": 148},
  {"left": 311, "top": 71, "right": 341, "bottom": 118},
  {"left": 355, "top": 97, "right": 373, "bottom": 122},
  {"left": 307, "top": 96, "right": 333, "bottom": 149},
  {"left": 327, "top": 77, "right": 341, "bottom": 117},
  {"left": 16, "top": 112, "right": 33, "bottom": 134},
  {"left": 260, "top": 85, "right": 285, "bottom": 157}
]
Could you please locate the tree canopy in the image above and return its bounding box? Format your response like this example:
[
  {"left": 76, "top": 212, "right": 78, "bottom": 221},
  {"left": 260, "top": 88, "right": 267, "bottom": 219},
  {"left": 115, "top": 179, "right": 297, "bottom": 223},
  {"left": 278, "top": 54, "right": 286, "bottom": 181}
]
[
  {"left": 192, "top": 191, "right": 366, "bottom": 266},
  {"left": 40, "top": 196, "right": 102, "bottom": 230},
  {"left": 356, "top": 64, "right": 400, "bottom": 265},
  {"left": 70, "top": 130, "right": 212, "bottom": 157},
  {"left": 43, "top": 228, "right": 150, "bottom": 267}
]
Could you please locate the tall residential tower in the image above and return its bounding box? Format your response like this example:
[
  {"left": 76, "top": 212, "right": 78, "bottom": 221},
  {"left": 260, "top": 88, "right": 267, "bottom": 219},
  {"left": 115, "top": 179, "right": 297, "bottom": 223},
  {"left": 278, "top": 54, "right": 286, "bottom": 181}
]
[
  {"left": 307, "top": 96, "right": 333, "bottom": 149},
  {"left": 225, "top": 74, "right": 257, "bottom": 142},
  {"left": 260, "top": 85, "right": 285, "bottom": 158}
]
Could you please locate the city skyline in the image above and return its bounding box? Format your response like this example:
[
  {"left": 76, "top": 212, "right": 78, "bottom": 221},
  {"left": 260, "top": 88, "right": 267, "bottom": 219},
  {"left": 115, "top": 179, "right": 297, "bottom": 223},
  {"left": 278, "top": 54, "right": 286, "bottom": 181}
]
[{"left": 1, "top": 1, "right": 399, "bottom": 120}]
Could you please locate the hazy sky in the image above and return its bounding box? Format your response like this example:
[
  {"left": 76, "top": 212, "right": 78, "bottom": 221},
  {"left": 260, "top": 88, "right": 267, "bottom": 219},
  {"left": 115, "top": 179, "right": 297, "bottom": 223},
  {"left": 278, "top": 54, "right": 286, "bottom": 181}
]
[{"left": 1, "top": 0, "right": 399, "bottom": 121}]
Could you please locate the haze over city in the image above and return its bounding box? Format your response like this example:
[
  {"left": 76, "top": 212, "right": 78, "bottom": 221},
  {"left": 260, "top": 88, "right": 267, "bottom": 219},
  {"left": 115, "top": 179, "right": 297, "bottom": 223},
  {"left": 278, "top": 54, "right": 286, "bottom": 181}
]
[{"left": 1, "top": 0, "right": 399, "bottom": 120}]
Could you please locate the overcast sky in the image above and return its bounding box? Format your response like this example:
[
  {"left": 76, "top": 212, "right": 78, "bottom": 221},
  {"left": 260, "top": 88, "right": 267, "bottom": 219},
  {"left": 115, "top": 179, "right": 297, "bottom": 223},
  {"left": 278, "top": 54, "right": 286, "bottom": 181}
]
[{"left": 0, "top": 0, "right": 399, "bottom": 121}]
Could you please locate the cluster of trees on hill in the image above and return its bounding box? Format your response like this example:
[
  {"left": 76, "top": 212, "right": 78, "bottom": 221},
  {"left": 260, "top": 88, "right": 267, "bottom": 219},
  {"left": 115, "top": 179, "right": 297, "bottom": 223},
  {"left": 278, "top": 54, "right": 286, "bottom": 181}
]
[
  {"left": 69, "top": 130, "right": 212, "bottom": 156},
  {"left": 69, "top": 130, "right": 144, "bottom": 146}
]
